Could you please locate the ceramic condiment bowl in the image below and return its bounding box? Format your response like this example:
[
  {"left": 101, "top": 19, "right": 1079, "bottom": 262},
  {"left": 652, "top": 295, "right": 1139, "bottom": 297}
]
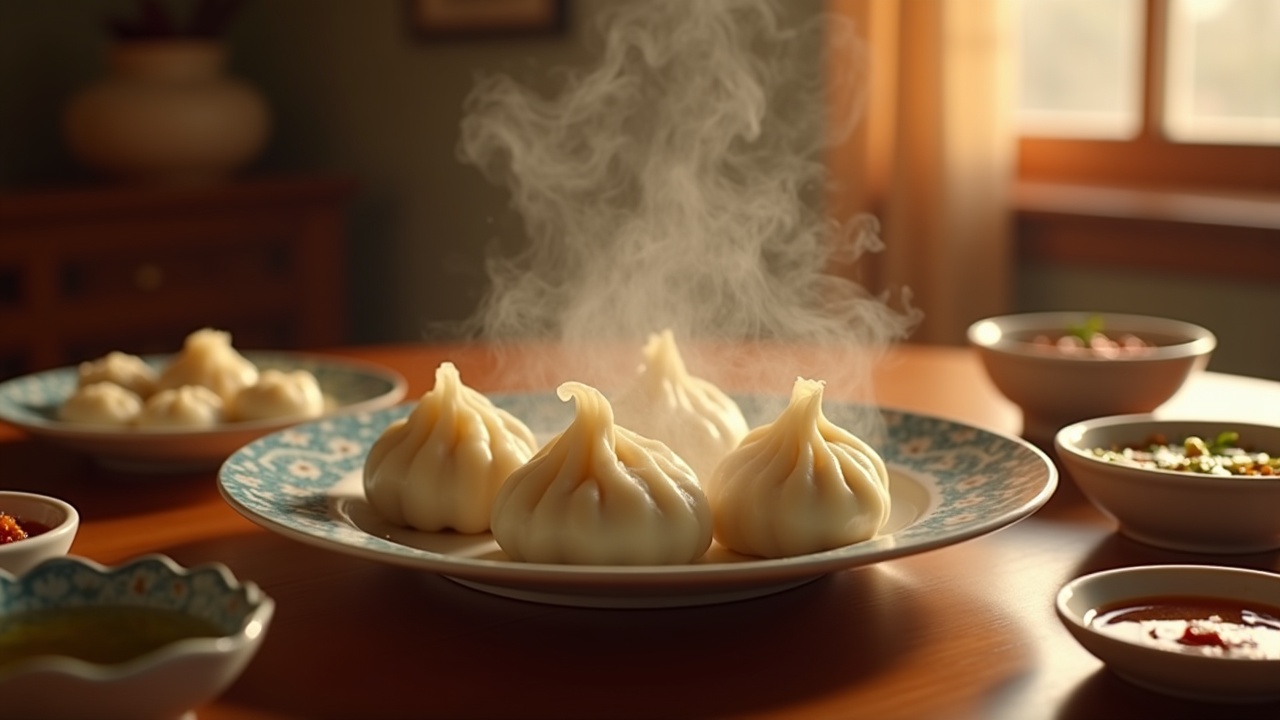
[
  {"left": 967, "top": 311, "right": 1215, "bottom": 447},
  {"left": 1055, "top": 416, "right": 1280, "bottom": 553},
  {"left": 0, "top": 491, "right": 78, "bottom": 575},
  {"left": 1057, "top": 564, "right": 1280, "bottom": 703},
  {"left": 0, "top": 554, "right": 274, "bottom": 720}
]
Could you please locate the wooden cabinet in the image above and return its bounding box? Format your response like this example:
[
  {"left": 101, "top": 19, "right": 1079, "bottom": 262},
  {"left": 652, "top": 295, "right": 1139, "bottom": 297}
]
[{"left": 0, "top": 175, "right": 355, "bottom": 379}]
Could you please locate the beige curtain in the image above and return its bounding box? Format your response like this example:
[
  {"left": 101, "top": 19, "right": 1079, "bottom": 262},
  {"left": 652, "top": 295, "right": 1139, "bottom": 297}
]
[{"left": 827, "top": 0, "right": 1016, "bottom": 345}]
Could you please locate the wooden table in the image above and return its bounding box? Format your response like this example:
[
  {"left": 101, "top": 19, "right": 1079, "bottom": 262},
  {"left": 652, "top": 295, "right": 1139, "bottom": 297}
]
[{"left": 3, "top": 342, "right": 1279, "bottom": 720}]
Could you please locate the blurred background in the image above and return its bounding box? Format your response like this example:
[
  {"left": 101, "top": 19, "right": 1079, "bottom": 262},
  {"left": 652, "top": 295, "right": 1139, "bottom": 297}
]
[{"left": 1, "top": 0, "right": 1276, "bottom": 380}]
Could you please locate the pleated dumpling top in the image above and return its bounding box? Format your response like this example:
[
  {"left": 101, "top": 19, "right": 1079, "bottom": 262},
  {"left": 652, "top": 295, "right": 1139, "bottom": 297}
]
[
  {"left": 611, "top": 329, "right": 749, "bottom": 483},
  {"left": 76, "top": 351, "right": 157, "bottom": 399},
  {"left": 155, "top": 328, "right": 258, "bottom": 404},
  {"left": 231, "top": 368, "right": 325, "bottom": 422},
  {"left": 135, "top": 385, "right": 225, "bottom": 428},
  {"left": 704, "top": 377, "right": 891, "bottom": 559},
  {"left": 363, "top": 361, "right": 538, "bottom": 534},
  {"left": 490, "top": 381, "right": 713, "bottom": 565}
]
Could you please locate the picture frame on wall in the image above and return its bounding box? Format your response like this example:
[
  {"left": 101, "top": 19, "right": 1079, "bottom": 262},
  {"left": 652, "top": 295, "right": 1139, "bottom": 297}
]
[{"left": 408, "top": 0, "right": 568, "bottom": 39}]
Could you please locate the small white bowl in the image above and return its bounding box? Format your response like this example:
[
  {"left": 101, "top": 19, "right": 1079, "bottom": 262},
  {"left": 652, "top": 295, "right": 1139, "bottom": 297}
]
[
  {"left": 0, "top": 491, "right": 78, "bottom": 575},
  {"left": 1055, "top": 416, "right": 1280, "bottom": 553},
  {"left": 968, "top": 311, "right": 1215, "bottom": 446},
  {"left": 0, "top": 554, "right": 274, "bottom": 720},
  {"left": 1057, "top": 564, "right": 1280, "bottom": 703}
]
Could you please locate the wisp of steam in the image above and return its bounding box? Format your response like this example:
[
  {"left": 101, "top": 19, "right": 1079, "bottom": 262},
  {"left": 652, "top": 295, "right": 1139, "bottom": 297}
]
[{"left": 456, "top": 0, "right": 918, "bottom": 414}]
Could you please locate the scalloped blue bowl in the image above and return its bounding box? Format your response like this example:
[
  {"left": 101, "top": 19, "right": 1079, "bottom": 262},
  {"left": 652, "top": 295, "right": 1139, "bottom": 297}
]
[{"left": 0, "top": 554, "right": 274, "bottom": 720}]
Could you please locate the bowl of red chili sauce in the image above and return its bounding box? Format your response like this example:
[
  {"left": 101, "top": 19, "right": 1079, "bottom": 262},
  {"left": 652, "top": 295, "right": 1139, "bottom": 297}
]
[
  {"left": 1057, "top": 564, "right": 1280, "bottom": 703},
  {"left": 0, "top": 491, "right": 78, "bottom": 576}
]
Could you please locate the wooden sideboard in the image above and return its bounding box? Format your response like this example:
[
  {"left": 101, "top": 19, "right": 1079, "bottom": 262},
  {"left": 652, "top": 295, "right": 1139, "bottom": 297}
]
[{"left": 0, "top": 175, "right": 356, "bottom": 380}]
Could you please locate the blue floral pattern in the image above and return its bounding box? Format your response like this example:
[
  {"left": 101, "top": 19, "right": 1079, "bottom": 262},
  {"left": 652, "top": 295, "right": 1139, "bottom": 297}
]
[
  {"left": 0, "top": 555, "right": 270, "bottom": 636},
  {"left": 218, "top": 393, "right": 1057, "bottom": 586}
]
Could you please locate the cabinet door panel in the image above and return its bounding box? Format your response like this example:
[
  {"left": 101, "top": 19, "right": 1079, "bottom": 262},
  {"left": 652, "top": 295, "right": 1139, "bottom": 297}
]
[
  {"left": 58, "top": 234, "right": 293, "bottom": 301},
  {"left": 0, "top": 176, "right": 354, "bottom": 380}
]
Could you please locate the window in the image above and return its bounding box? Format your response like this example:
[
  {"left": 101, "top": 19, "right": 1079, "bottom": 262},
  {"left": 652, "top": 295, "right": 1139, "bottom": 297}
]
[
  {"left": 1017, "top": 0, "right": 1144, "bottom": 140},
  {"left": 1164, "top": 0, "right": 1280, "bottom": 144},
  {"left": 1016, "top": 0, "right": 1280, "bottom": 192}
]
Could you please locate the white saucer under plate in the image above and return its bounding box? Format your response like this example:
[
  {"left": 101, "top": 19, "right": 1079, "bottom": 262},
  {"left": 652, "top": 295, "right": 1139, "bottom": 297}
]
[
  {"left": 218, "top": 393, "right": 1057, "bottom": 608},
  {"left": 0, "top": 352, "right": 407, "bottom": 474}
]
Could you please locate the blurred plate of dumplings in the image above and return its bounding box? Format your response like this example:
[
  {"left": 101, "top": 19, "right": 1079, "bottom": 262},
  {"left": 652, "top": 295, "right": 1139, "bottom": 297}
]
[{"left": 0, "top": 329, "right": 407, "bottom": 473}]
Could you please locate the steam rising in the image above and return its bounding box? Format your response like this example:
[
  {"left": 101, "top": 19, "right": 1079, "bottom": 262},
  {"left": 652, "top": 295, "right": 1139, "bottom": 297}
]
[{"left": 457, "top": 0, "right": 918, "bottom": 402}]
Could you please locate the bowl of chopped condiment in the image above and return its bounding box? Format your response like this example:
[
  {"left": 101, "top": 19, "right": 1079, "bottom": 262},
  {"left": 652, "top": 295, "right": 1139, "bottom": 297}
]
[
  {"left": 0, "top": 492, "right": 78, "bottom": 575},
  {"left": 0, "top": 554, "right": 274, "bottom": 720},
  {"left": 1055, "top": 415, "right": 1280, "bottom": 553},
  {"left": 1057, "top": 564, "right": 1280, "bottom": 703},
  {"left": 967, "top": 312, "right": 1216, "bottom": 447}
]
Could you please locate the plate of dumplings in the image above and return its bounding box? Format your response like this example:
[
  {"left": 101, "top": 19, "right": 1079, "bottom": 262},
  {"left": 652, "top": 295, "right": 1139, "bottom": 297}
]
[
  {"left": 0, "top": 328, "right": 407, "bottom": 473},
  {"left": 219, "top": 331, "right": 1059, "bottom": 608}
]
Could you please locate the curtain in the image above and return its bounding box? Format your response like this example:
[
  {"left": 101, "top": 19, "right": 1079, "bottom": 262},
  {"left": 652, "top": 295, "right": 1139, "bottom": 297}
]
[{"left": 826, "top": 0, "right": 1017, "bottom": 346}]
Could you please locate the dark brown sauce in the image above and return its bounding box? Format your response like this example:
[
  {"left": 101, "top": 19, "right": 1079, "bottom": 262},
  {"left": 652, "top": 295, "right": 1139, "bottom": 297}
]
[{"left": 1089, "top": 594, "right": 1280, "bottom": 659}]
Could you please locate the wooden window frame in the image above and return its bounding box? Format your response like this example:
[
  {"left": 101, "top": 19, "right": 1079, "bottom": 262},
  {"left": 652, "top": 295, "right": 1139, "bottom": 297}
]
[
  {"left": 1016, "top": 0, "right": 1280, "bottom": 281},
  {"left": 1017, "top": 0, "right": 1280, "bottom": 194}
]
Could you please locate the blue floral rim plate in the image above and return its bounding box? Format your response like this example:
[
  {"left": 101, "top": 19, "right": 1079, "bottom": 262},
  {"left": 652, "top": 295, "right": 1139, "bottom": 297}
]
[
  {"left": 218, "top": 394, "right": 1058, "bottom": 608},
  {"left": 0, "top": 352, "right": 407, "bottom": 473}
]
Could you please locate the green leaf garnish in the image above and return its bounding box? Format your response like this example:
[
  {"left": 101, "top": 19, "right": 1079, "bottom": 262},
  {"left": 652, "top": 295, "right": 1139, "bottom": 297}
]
[
  {"left": 1210, "top": 430, "right": 1239, "bottom": 454},
  {"left": 1067, "top": 315, "right": 1105, "bottom": 343}
]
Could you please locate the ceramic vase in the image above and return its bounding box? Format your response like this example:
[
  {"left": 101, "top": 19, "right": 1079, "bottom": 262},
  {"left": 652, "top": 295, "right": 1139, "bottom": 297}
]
[{"left": 63, "top": 39, "right": 271, "bottom": 186}]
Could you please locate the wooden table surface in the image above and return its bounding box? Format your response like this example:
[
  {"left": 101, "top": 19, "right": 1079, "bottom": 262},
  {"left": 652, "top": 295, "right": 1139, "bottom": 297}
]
[{"left": 3, "top": 341, "right": 1279, "bottom": 720}]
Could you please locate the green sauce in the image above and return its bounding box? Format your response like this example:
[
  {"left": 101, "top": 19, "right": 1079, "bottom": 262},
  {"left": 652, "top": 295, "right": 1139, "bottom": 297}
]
[{"left": 0, "top": 606, "right": 224, "bottom": 668}]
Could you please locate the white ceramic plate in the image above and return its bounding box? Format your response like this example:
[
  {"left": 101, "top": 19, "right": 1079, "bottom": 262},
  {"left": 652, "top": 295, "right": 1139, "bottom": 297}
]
[
  {"left": 1057, "top": 565, "right": 1280, "bottom": 703},
  {"left": 0, "top": 352, "right": 407, "bottom": 473},
  {"left": 218, "top": 394, "right": 1057, "bottom": 608}
]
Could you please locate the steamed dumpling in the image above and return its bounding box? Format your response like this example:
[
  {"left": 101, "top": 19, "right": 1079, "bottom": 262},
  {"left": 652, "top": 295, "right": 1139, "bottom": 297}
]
[
  {"left": 363, "top": 362, "right": 538, "bottom": 534},
  {"left": 156, "top": 328, "right": 258, "bottom": 403},
  {"left": 135, "top": 385, "right": 225, "bottom": 428},
  {"left": 490, "top": 381, "right": 713, "bottom": 565},
  {"left": 231, "top": 368, "right": 325, "bottom": 422},
  {"left": 704, "top": 377, "right": 890, "bottom": 558},
  {"left": 58, "top": 381, "right": 143, "bottom": 426},
  {"left": 76, "top": 351, "right": 157, "bottom": 399},
  {"left": 611, "top": 329, "right": 749, "bottom": 482}
]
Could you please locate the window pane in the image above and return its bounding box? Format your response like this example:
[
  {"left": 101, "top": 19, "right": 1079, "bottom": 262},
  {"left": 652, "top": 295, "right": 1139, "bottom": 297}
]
[
  {"left": 1165, "top": 0, "right": 1280, "bottom": 144},
  {"left": 1016, "top": 0, "right": 1144, "bottom": 139}
]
